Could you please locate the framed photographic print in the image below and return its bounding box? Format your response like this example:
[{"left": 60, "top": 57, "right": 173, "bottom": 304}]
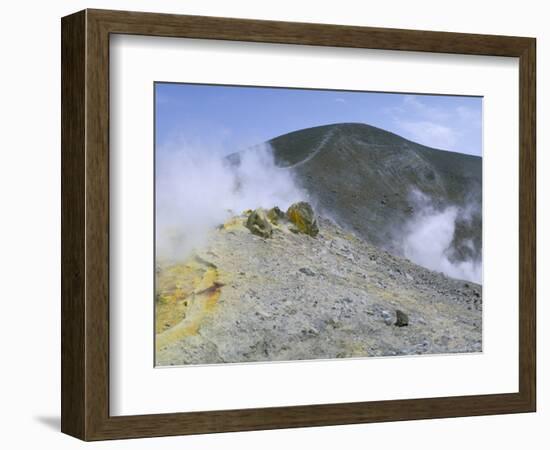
[{"left": 61, "top": 9, "right": 536, "bottom": 440}]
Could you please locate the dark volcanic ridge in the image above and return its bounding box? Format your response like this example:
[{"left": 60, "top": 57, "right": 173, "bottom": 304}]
[{"left": 228, "top": 122, "right": 482, "bottom": 272}]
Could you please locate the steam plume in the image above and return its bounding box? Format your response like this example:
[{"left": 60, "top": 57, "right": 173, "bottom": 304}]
[
  {"left": 156, "top": 143, "right": 306, "bottom": 261},
  {"left": 398, "top": 189, "right": 482, "bottom": 283}
]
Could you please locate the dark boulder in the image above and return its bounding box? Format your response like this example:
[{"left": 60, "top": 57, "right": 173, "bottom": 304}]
[{"left": 395, "top": 310, "right": 409, "bottom": 327}]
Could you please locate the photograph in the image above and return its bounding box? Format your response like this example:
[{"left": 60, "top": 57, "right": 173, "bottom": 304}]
[{"left": 154, "top": 83, "right": 483, "bottom": 366}]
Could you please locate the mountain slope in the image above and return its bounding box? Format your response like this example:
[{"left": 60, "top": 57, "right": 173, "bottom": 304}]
[{"left": 265, "top": 123, "right": 482, "bottom": 262}]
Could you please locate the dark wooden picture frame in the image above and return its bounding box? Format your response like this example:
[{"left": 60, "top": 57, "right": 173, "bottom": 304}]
[{"left": 61, "top": 9, "right": 536, "bottom": 441}]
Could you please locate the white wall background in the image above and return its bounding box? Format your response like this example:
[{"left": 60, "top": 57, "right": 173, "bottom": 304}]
[{"left": 0, "top": 0, "right": 546, "bottom": 448}]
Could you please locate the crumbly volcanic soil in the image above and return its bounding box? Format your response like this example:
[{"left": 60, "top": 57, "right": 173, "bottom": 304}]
[{"left": 155, "top": 215, "right": 482, "bottom": 366}]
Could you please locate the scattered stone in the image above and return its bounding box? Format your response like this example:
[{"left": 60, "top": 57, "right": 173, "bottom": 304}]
[
  {"left": 299, "top": 267, "right": 316, "bottom": 277},
  {"left": 381, "top": 310, "right": 393, "bottom": 326},
  {"left": 395, "top": 310, "right": 409, "bottom": 327},
  {"left": 287, "top": 202, "right": 319, "bottom": 237},
  {"left": 245, "top": 208, "right": 273, "bottom": 238},
  {"left": 302, "top": 327, "right": 319, "bottom": 336}
]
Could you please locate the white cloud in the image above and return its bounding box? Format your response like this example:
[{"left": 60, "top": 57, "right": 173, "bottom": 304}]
[
  {"left": 402, "top": 95, "right": 451, "bottom": 122},
  {"left": 396, "top": 120, "right": 459, "bottom": 150},
  {"left": 385, "top": 95, "right": 481, "bottom": 154}
]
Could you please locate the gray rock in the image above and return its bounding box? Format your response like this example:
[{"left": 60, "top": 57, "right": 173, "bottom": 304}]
[
  {"left": 381, "top": 310, "right": 393, "bottom": 326},
  {"left": 299, "top": 267, "right": 316, "bottom": 277}
]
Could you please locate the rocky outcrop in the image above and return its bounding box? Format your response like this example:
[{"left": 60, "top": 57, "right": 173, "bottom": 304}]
[
  {"left": 287, "top": 202, "right": 319, "bottom": 237},
  {"left": 245, "top": 202, "right": 319, "bottom": 238},
  {"left": 267, "top": 206, "right": 285, "bottom": 225},
  {"left": 245, "top": 208, "right": 273, "bottom": 238}
]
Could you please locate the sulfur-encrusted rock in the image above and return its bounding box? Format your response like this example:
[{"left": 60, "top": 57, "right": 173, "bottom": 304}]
[
  {"left": 287, "top": 202, "right": 319, "bottom": 237},
  {"left": 267, "top": 206, "right": 285, "bottom": 225},
  {"left": 246, "top": 208, "right": 273, "bottom": 238}
]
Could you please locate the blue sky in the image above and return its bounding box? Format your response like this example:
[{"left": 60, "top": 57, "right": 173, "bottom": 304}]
[{"left": 155, "top": 83, "right": 482, "bottom": 156}]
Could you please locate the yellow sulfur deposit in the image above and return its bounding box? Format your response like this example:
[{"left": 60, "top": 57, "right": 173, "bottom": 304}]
[{"left": 155, "top": 258, "right": 224, "bottom": 353}]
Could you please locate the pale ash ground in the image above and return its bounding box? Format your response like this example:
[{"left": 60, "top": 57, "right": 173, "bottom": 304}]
[{"left": 155, "top": 214, "right": 482, "bottom": 366}]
